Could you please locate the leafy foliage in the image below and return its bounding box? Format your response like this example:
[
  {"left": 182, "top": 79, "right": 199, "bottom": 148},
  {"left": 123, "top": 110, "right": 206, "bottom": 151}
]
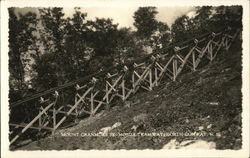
[
  {"left": 8, "top": 6, "right": 242, "bottom": 104},
  {"left": 171, "top": 6, "right": 242, "bottom": 43},
  {"left": 133, "top": 7, "right": 171, "bottom": 53},
  {"left": 8, "top": 8, "right": 37, "bottom": 102},
  {"left": 133, "top": 7, "right": 159, "bottom": 40}
]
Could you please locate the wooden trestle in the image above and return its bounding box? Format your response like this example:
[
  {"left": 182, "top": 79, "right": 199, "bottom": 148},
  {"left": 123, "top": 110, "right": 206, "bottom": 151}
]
[{"left": 9, "top": 27, "right": 240, "bottom": 145}]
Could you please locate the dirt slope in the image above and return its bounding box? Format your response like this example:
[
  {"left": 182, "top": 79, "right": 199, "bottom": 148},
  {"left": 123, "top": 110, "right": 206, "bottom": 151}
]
[{"left": 18, "top": 40, "right": 242, "bottom": 150}]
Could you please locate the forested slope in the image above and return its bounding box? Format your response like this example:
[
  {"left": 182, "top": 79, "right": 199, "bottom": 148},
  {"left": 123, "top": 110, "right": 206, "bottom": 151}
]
[{"left": 18, "top": 38, "right": 242, "bottom": 150}]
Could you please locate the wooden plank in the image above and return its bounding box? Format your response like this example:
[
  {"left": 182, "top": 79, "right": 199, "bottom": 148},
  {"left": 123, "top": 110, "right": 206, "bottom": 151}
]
[
  {"left": 209, "top": 42, "right": 213, "bottom": 61},
  {"left": 173, "top": 57, "right": 177, "bottom": 81},
  {"left": 152, "top": 55, "right": 174, "bottom": 85},
  {"left": 93, "top": 90, "right": 100, "bottom": 98},
  {"left": 176, "top": 47, "right": 195, "bottom": 76},
  {"left": 125, "top": 89, "right": 133, "bottom": 100},
  {"left": 67, "top": 104, "right": 73, "bottom": 108},
  {"left": 90, "top": 90, "right": 94, "bottom": 115},
  {"left": 141, "top": 85, "right": 151, "bottom": 91},
  {"left": 48, "top": 109, "right": 77, "bottom": 116},
  {"left": 195, "top": 47, "right": 202, "bottom": 53},
  {"left": 134, "top": 67, "right": 150, "bottom": 86},
  {"left": 134, "top": 71, "right": 141, "bottom": 79},
  {"left": 212, "top": 40, "right": 220, "bottom": 46},
  {"left": 10, "top": 102, "right": 54, "bottom": 145},
  {"left": 226, "top": 30, "right": 239, "bottom": 50},
  {"left": 92, "top": 75, "right": 123, "bottom": 114},
  {"left": 75, "top": 84, "right": 87, "bottom": 91},
  {"left": 192, "top": 51, "right": 196, "bottom": 71},
  {"left": 176, "top": 54, "right": 185, "bottom": 63},
  {"left": 174, "top": 57, "right": 178, "bottom": 80},
  {"left": 54, "top": 87, "right": 93, "bottom": 130},
  {"left": 134, "top": 70, "right": 150, "bottom": 92},
  {"left": 39, "top": 109, "right": 42, "bottom": 127},
  {"left": 122, "top": 79, "right": 126, "bottom": 100},
  {"left": 194, "top": 40, "right": 210, "bottom": 67},
  {"left": 132, "top": 71, "right": 135, "bottom": 91},
  {"left": 10, "top": 123, "right": 53, "bottom": 131},
  {"left": 84, "top": 97, "right": 106, "bottom": 105},
  {"left": 78, "top": 109, "right": 92, "bottom": 115},
  {"left": 109, "top": 93, "right": 116, "bottom": 103},
  {"left": 166, "top": 68, "right": 173, "bottom": 74},
  {"left": 52, "top": 104, "right": 56, "bottom": 135},
  {"left": 106, "top": 81, "right": 117, "bottom": 91},
  {"left": 103, "top": 75, "right": 123, "bottom": 100},
  {"left": 134, "top": 62, "right": 145, "bottom": 68},
  {"left": 149, "top": 68, "right": 153, "bottom": 90},
  {"left": 114, "top": 93, "right": 123, "bottom": 98},
  {"left": 75, "top": 95, "right": 78, "bottom": 114},
  {"left": 212, "top": 39, "right": 223, "bottom": 59},
  {"left": 105, "top": 83, "right": 109, "bottom": 104},
  {"left": 154, "top": 67, "right": 158, "bottom": 86},
  {"left": 155, "top": 62, "right": 164, "bottom": 71}
]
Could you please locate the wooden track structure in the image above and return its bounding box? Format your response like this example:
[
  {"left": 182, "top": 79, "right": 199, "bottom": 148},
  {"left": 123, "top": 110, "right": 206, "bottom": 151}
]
[{"left": 9, "top": 27, "right": 240, "bottom": 145}]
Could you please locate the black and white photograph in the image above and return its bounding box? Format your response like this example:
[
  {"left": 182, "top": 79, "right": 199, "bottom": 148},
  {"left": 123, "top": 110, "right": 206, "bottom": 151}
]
[{"left": 1, "top": 0, "right": 249, "bottom": 158}]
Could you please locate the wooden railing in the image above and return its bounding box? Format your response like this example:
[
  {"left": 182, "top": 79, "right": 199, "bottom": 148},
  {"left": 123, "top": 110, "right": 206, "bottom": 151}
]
[{"left": 9, "top": 27, "right": 240, "bottom": 146}]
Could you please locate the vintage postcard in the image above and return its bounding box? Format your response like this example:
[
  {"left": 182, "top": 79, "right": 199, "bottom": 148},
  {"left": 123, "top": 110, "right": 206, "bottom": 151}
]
[{"left": 1, "top": 0, "right": 249, "bottom": 157}]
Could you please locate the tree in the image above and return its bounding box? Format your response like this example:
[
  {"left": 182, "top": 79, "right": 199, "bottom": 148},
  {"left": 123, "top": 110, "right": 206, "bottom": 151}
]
[
  {"left": 149, "top": 21, "right": 171, "bottom": 51},
  {"left": 171, "top": 6, "right": 242, "bottom": 47},
  {"left": 8, "top": 8, "right": 37, "bottom": 101},
  {"left": 84, "top": 18, "right": 119, "bottom": 72},
  {"left": 64, "top": 8, "right": 90, "bottom": 79},
  {"left": 171, "top": 15, "right": 194, "bottom": 43},
  {"left": 193, "top": 6, "right": 212, "bottom": 32},
  {"left": 86, "top": 18, "right": 118, "bottom": 56},
  {"left": 133, "top": 7, "right": 159, "bottom": 40},
  {"left": 133, "top": 7, "right": 171, "bottom": 53},
  {"left": 114, "top": 27, "right": 145, "bottom": 63},
  {"left": 211, "top": 6, "right": 242, "bottom": 30},
  {"left": 35, "top": 8, "right": 68, "bottom": 88}
]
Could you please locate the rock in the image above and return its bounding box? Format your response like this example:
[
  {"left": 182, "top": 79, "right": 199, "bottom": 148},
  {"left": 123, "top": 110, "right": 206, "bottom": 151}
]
[
  {"left": 18, "top": 139, "right": 33, "bottom": 146},
  {"left": 152, "top": 138, "right": 158, "bottom": 143},
  {"left": 235, "top": 138, "right": 241, "bottom": 143},
  {"left": 198, "top": 126, "right": 204, "bottom": 130},
  {"left": 124, "top": 100, "right": 140, "bottom": 108},
  {"left": 216, "top": 132, "right": 222, "bottom": 138},
  {"left": 180, "top": 140, "right": 216, "bottom": 149},
  {"left": 162, "top": 139, "right": 216, "bottom": 149},
  {"left": 99, "top": 122, "right": 122, "bottom": 135},
  {"left": 154, "top": 94, "right": 159, "bottom": 98},
  {"left": 99, "top": 127, "right": 112, "bottom": 135},
  {"left": 200, "top": 69, "right": 208, "bottom": 74},
  {"left": 222, "top": 68, "right": 231, "bottom": 73},
  {"left": 207, "top": 124, "right": 212, "bottom": 129},
  {"left": 133, "top": 113, "right": 148, "bottom": 123},
  {"left": 145, "top": 101, "right": 151, "bottom": 104},
  {"left": 162, "top": 139, "right": 178, "bottom": 149},
  {"left": 112, "top": 122, "right": 121, "bottom": 128},
  {"left": 233, "top": 114, "right": 241, "bottom": 123},
  {"left": 209, "top": 102, "right": 219, "bottom": 106},
  {"left": 124, "top": 101, "right": 132, "bottom": 108},
  {"left": 131, "top": 125, "right": 138, "bottom": 132}
]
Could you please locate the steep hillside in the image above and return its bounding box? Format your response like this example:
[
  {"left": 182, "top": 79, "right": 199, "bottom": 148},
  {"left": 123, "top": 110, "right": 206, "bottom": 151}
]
[{"left": 18, "top": 39, "right": 242, "bottom": 150}]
